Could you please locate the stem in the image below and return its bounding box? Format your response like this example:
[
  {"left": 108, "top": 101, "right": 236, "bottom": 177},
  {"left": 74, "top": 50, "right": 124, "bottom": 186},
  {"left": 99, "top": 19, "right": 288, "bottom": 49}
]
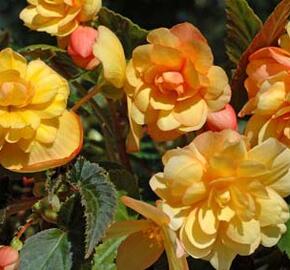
[
  {"left": 72, "top": 82, "right": 117, "bottom": 161},
  {"left": 89, "top": 100, "right": 117, "bottom": 161},
  {"left": 71, "top": 84, "right": 103, "bottom": 112},
  {"left": 16, "top": 219, "right": 34, "bottom": 240},
  {"left": 108, "top": 99, "right": 132, "bottom": 171},
  {"left": 6, "top": 197, "right": 39, "bottom": 217}
]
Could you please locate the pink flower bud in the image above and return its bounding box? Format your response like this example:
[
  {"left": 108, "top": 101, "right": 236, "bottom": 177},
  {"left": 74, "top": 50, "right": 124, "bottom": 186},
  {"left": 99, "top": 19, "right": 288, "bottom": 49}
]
[
  {"left": 68, "top": 26, "right": 100, "bottom": 70},
  {"left": 206, "top": 104, "right": 238, "bottom": 131},
  {"left": 0, "top": 246, "right": 19, "bottom": 270}
]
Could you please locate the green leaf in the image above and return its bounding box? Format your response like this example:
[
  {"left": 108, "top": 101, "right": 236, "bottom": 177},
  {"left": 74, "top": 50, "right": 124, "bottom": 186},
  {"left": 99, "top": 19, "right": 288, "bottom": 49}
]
[
  {"left": 19, "top": 44, "right": 65, "bottom": 53},
  {"left": 0, "top": 30, "right": 9, "bottom": 50},
  {"left": 225, "top": 0, "right": 262, "bottom": 65},
  {"left": 58, "top": 194, "right": 86, "bottom": 270},
  {"left": 19, "top": 44, "right": 81, "bottom": 80},
  {"left": 19, "top": 44, "right": 64, "bottom": 61},
  {"left": 68, "top": 158, "right": 117, "bottom": 259},
  {"left": 278, "top": 218, "right": 290, "bottom": 257},
  {"left": 99, "top": 161, "right": 139, "bottom": 199},
  {"left": 20, "top": 228, "right": 72, "bottom": 270},
  {"left": 96, "top": 7, "right": 148, "bottom": 58},
  {"left": 231, "top": 0, "right": 290, "bottom": 111},
  {"left": 115, "top": 192, "right": 131, "bottom": 221},
  {"left": 92, "top": 237, "right": 124, "bottom": 270}
]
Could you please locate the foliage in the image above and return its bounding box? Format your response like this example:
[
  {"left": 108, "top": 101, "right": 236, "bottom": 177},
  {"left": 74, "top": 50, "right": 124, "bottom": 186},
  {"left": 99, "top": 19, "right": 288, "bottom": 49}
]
[
  {"left": 231, "top": 0, "right": 290, "bottom": 111},
  {"left": 20, "top": 229, "right": 72, "bottom": 270},
  {"left": 67, "top": 159, "right": 118, "bottom": 259},
  {"left": 225, "top": 0, "right": 262, "bottom": 65}
]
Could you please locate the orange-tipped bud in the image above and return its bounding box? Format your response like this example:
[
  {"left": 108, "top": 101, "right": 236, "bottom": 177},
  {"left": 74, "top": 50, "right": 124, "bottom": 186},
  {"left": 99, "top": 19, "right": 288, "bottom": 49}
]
[
  {"left": 206, "top": 104, "right": 238, "bottom": 131},
  {"left": 68, "top": 26, "right": 100, "bottom": 70},
  {"left": 0, "top": 246, "right": 19, "bottom": 270}
]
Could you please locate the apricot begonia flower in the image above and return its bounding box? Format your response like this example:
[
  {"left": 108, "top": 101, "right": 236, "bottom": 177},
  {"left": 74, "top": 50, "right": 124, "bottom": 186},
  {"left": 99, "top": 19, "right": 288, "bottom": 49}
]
[
  {"left": 0, "top": 246, "right": 19, "bottom": 270},
  {"left": 125, "top": 22, "right": 231, "bottom": 151},
  {"left": 105, "top": 196, "right": 189, "bottom": 270},
  {"left": 0, "top": 48, "right": 83, "bottom": 172},
  {"left": 20, "top": 0, "right": 102, "bottom": 37},
  {"left": 150, "top": 129, "right": 290, "bottom": 270},
  {"left": 239, "top": 47, "right": 290, "bottom": 146}
]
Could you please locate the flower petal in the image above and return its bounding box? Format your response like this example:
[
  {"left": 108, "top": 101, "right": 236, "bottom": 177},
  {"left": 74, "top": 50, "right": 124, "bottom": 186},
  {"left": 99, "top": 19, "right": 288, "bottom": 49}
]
[
  {"left": 116, "top": 231, "right": 164, "bottom": 270},
  {"left": 93, "top": 26, "right": 126, "bottom": 88},
  {"left": 0, "top": 111, "right": 83, "bottom": 172},
  {"left": 0, "top": 48, "right": 27, "bottom": 77},
  {"left": 162, "top": 226, "right": 189, "bottom": 270},
  {"left": 121, "top": 196, "right": 170, "bottom": 226},
  {"left": 104, "top": 220, "right": 152, "bottom": 240},
  {"left": 173, "top": 97, "right": 208, "bottom": 129}
]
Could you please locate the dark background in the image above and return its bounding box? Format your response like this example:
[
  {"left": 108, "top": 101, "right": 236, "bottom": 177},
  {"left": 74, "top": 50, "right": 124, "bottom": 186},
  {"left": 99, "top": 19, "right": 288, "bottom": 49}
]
[{"left": 0, "top": 0, "right": 280, "bottom": 67}]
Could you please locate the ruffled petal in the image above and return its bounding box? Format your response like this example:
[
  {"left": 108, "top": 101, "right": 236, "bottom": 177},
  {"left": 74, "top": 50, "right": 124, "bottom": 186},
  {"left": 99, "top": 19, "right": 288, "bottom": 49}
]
[
  {"left": 0, "top": 111, "right": 83, "bottom": 172},
  {"left": 93, "top": 26, "right": 126, "bottom": 88}
]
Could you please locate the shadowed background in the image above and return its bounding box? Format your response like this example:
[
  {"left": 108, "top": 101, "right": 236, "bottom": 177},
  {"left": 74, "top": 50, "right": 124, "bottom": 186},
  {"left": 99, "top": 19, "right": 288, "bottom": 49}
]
[{"left": 0, "top": 0, "right": 280, "bottom": 67}]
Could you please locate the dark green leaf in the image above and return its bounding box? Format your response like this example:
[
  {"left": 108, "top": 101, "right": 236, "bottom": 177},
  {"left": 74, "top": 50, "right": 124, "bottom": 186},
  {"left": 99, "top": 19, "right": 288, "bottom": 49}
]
[
  {"left": 0, "top": 30, "right": 9, "bottom": 50},
  {"left": 19, "top": 44, "right": 64, "bottom": 61},
  {"left": 20, "top": 228, "right": 72, "bottom": 270},
  {"left": 96, "top": 7, "right": 148, "bottom": 58},
  {"left": 68, "top": 158, "right": 117, "bottom": 258},
  {"left": 225, "top": 0, "right": 262, "bottom": 65},
  {"left": 19, "top": 45, "right": 81, "bottom": 80},
  {"left": 58, "top": 194, "right": 86, "bottom": 270},
  {"left": 278, "top": 218, "right": 290, "bottom": 257},
  {"left": 99, "top": 161, "right": 139, "bottom": 199}
]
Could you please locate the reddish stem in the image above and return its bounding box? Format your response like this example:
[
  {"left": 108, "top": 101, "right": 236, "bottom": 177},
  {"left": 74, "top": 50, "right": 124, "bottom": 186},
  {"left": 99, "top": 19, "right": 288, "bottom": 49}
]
[
  {"left": 108, "top": 99, "right": 132, "bottom": 171},
  {"left": 16, "top": 219, "right": 34, "bottom": 240}
]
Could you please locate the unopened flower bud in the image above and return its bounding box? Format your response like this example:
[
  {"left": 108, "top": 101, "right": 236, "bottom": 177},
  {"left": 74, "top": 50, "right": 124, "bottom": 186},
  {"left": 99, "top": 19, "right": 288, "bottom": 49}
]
[
  {"left": 206, "top": 104, "right": 238, "bottom": 131},
  {"left": 0, "top": 246, "right": 19, "bottom": 270},
  {"left": 68, "top": 26, "right": 100, "bottom": 70}
]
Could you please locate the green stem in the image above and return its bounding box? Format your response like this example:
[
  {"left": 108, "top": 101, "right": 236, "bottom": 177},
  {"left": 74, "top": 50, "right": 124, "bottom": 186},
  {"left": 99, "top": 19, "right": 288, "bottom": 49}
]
[
  {"left": 71, "top": 84, "right": 103, "bottom": 112},
  {"left": 72, "top": 82, "right": 117, "bottom": 161}
]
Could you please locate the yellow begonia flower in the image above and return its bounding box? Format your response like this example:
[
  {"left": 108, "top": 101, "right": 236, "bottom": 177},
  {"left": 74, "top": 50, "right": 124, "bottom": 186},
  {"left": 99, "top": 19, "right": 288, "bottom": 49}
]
[
  {"left": 150, "top": 129, "right": 290, "bottom": 270},
  {"left": 105, "top": 196, "right": 189, "bottom": 270},
  {"left": 20, "top": 0, "right": 102, "bottom": 37},
  {"left": 125, "top": 22, "right": 231, "bottom": 151},
  {"left": 239, "top": 47, "right": 290, "bottom": 146},
  {"left": 0, "top": 48, "right": 83, "bottom": 172}
]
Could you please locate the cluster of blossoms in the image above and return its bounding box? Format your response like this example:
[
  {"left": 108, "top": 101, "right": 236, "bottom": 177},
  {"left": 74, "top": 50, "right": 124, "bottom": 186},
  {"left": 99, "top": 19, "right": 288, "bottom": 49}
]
[
  {"left": 0, "top": 1, "right": 289, "bottom": 270},
  {"left": 240, "top": 22, "right": 290, "bottom": 147}
]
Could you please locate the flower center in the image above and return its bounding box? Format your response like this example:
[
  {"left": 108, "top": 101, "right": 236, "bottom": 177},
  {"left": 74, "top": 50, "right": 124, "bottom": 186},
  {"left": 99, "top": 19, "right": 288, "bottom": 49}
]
[
  {"left": 142, "top": 224, "right": 163, "bottom": 247},
  {"left": 0, "top": 80, "right": 33, "bottom": 108},
  {"left": 155, "top": 71, "right": 184, "bottom": 96}
]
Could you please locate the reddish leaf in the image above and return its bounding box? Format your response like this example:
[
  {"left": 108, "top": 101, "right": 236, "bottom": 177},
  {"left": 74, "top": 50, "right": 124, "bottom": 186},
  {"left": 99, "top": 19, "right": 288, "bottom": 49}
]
[
  {"left": 225, "top": 0, "right": 262, "bottom": 65},
  {"left": 231, "top": 0, "right": 290, "bottom": 112}
]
